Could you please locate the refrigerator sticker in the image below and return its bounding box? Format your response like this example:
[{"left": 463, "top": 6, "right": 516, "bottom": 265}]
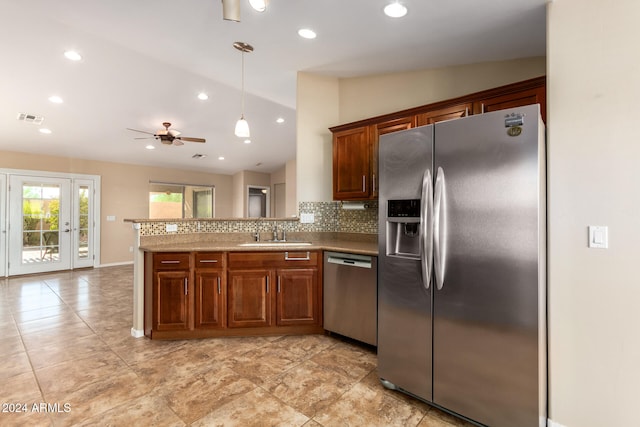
[{"left": 507, "top": 126, "right": 522, "bottom": 137}]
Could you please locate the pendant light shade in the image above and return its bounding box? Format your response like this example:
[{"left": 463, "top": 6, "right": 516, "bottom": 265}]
[
  {"left": 233, "top": 42, "right": 253, "bottom": 138},
  {"left": 235, "top": 116, "right": 250, "bottom": 138}
]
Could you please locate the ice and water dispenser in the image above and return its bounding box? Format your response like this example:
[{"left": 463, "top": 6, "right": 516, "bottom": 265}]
[{"left": 386, "top": 199, "right": 421, "bottom": 260}]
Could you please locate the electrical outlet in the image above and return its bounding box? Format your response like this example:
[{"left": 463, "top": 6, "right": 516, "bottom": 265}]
[
  {"left": 300, "top": 213, "right": 315, "bottom": 224},
  {"left": 166, "top": 224, "right": 178, "bottom": 232},
  {"left": 106, "top": 215, "right": 116, "bottom": 222},
  {"left": 129, "top": 246, "right": 133, "bottom": 252}
]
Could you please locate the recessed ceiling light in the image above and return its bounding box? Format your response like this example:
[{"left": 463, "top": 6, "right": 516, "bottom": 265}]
[
  {"left": 276, "top": 117, "right": 285, "bottom": 124},
  {"left": 218, "top": 156, "right": 225, "bottom": 160},
  {"left": 249, "top": 0, "right": 269, "bottom": 12},
  {"left": 244, "top": 139, "right": 251, "bottom": 144},
  {"left": 64, "top": 50, "right": 82, "bottom": 61},
  {"left": 298, "top": 28, "right": 317, "bottom": 39},
  {"left": 384, "top": 2, "right": 408, "bottom": 18},
  {"left": 39, "top": 128, "right": 52, "bottom": 134},
  {"left": 48, "top": 95, "right": 63, "bottom": 104},
  {"left": 145, "top": 145, "right": 155, "bottom": 150},
  {"left": 197, "top": 92, "right": 209, "bottom": 100}
]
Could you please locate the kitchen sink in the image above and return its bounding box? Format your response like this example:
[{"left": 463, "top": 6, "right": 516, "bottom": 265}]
[{"left": 238, "top": 241, "right": 312, "bottom": 247}]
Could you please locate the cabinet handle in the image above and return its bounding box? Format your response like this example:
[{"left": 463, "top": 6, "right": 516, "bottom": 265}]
[
  {"left": 464, "top": 107, "right": 469, "bottom": 117},
  {"left": 199, "top": 259, "right": 218, "bottom": 263},
  {"left": 161, "top": 260, "right": 181, "bottom": 264},
  {"left": 481, "top": 103, "right": 485, "bottom": 114},
  {"left": 184, "top": 278, "right": 188, "bottom": 295},
  {"left": 362, "top": 175, "right": 366, "bottom": 193},
  {"left": 266, "top": 276, "right": 270, "bottom": 293},
  {"left": 217, "top": 276, "right": 221, "bottom": 294},
  {"left": 372, "top": 174, "right": 376, "bottom": 194},
  {"left": 277, "top": 276, "right": 281, "bottom": 293},
  {"left": 285, "top": 251, "right": 310, "bottom": 261}
]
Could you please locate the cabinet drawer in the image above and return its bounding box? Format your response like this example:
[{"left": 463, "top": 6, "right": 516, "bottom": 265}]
[
  {"left": 195, "top": 252, "right": 225, "bottom": 268},
  {"left": 153, "top": 253, "right": 191, "bottom": 270},
  {"left": 228, "top": 251, "right": 319, "bottom": 268}
]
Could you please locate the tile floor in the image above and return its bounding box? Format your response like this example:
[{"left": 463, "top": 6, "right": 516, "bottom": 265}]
[{"left": 0, "top": 265, "right": 474, "bottom": 427}]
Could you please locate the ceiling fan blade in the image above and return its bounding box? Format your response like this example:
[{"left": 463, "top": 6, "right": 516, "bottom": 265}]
[
  {"left": 126, "top": 128, "right": 156, "bottom": 136},
  {"left": 134, "top": 137, "right": 154, "bottom": 140},
  {"left": 179, "top": 137, "right": 206, "bottom": 143},
  {"left": 173, "top": 140, "right": 184, "bottom": 146}
]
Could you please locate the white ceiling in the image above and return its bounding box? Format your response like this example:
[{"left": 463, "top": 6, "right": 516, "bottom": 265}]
[{"left": 0, "top": 0, "right": 546, "bottom": 175}]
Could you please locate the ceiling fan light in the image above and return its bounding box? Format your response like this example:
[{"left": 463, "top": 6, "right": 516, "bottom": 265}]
[
  {"left": 235, "top": 116, "right": 250, "bottom": 138},
  {"left": 249, "top": 0, "right": 269, "bottom": 12}
]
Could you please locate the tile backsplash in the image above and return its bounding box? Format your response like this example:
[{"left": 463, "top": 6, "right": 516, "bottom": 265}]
[{"left": 138, "top": 201, "right": 378, "bottom": 236}]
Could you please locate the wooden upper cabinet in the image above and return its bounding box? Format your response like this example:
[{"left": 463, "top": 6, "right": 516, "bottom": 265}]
[
  {"left": 332, "top": 126, "right": 371, "bottom": 200},
  {"left": 417, "top": 102, "right": 473, "bottom": 126},
  {"left": 330, "top": 76, "right": 546, "bottom": 201},
  {"left": 473, "top": 85, "right": 546, "bottom": 123}
]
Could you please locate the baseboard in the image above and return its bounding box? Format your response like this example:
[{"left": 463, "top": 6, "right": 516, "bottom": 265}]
[
  {"left": 130, "top": 328, "right": 144, "bottom": 338},
  {"left": 548, "top": 419, "right": 567, "bottom": 427},
  {"left": 98, "top": 261, "right": 134, "bottom": 268}
]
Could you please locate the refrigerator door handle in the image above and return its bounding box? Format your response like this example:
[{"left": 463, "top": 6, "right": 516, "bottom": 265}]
[
  {"left": 420, "top": 168, "right": 433, "bottom": 290},
  {"left": 433, "top": 166, "right": 447, "bottom": 290}
]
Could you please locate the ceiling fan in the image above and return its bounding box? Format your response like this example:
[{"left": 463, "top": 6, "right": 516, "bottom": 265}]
[{"left": 127, "top": 122, "right": 206, "bottom": 146}]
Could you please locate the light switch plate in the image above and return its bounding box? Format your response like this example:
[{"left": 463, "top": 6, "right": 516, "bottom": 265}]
[
  {"left": 588, "top": 226, "right": 608, "bottom": 249},
  {"left": 166, "top": 223, "right": 178, "bottom": 232},
  {"left": 300, "top": 213, "right": 315, "bottom": 224},
  {"left": 106, "top": 215, "right": 116, "bottom": 222}
]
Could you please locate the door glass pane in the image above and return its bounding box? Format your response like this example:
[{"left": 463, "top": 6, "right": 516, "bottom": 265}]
[
  {"left": 21, "top": 183, "right": 60, "bottom": 264},
  {"left": 78, "top": 185, "right": 89, "bottom": 259}
]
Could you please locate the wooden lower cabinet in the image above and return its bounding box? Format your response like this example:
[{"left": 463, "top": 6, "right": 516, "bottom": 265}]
[
  {"left": 155, "top": 269, "right": 191, "bottom": 332},
  {"left": 145, "top": 250, "right": 323, "bottom": 339},
  {"left": 276, "top": 268, "right": 319, "bottom": 326},
  {"left": 227, "top": 269, "right": 273, "bottom": 328},
  {"left": 194, "top": 269, "right": 225, "bottom": 329}
]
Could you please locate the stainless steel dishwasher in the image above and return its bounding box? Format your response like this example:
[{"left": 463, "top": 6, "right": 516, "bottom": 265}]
[{"left": 323, "top": 251, "right": 378, "bottom": 346}]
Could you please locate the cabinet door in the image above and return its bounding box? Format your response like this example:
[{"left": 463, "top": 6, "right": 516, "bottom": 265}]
[
  {"left": 227, "top": 269, "right": 273, "bottom": 328},
  {"left": 417, "top": 102, "right": 473, "bottom": 126},
  {"left": 371, "top": 116, "right": 416, "bottom": 199},
  {"left": 155, "top": 270, "right": 191, "bottom": 331},
  {"left": 276, "top": 268, "right": 319, "bottom": 326},
  {"left": 194, "top": 270, "right": 225, "bottom": 329},
  {"left": 333, "top": 126, "right": 371, "bottom": 200},
  {"left": 473, "top": 86, "right": 546, "bottom": 122}
]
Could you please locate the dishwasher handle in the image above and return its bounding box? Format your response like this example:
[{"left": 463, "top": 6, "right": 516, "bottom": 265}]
[{"left": 327, "top": 255, "right": 372, "bottom": 269}]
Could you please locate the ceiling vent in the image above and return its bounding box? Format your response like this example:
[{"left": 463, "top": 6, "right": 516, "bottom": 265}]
[
  {"left": 192, "top": 154, "right": 207, "bottom": 159},
  {"left": 17, "top": 112, "right": 44, "bottom": 125}
]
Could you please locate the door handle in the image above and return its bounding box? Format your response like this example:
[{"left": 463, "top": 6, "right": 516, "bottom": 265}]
[
  {"left": 420, "top": 168, "right": 433, "bottom": 290},
  {"left": 64, "top": 229, "right": 70, "bottom": 232},
  {"left": 433, "top": 167, "right": 447, "bottom": 290}
]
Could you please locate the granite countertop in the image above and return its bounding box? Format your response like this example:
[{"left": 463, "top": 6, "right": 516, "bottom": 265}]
[{"left": 139, "top": 233, "right": 378, "bottom": 256}]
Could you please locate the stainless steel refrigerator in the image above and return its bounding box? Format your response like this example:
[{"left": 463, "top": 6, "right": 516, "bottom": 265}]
[{"left": 377, "top": 104, "right": 546, "bottom": 427}]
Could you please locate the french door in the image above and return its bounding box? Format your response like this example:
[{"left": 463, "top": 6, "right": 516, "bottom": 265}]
[
  {"left": 0, "top": 174, "right": 6, "bottom": 277},
  {"left": 7, "top": 174, "right": 97, "bottom": 276}
]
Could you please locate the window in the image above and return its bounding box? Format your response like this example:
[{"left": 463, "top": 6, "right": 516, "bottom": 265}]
[{"left": 149, "top": 182, "right": 214, "bottom": 219}]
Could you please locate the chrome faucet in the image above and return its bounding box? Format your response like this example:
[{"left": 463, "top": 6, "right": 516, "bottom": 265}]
[
  {"left": 253, "top": 227, "right": 260, "bottom": 242},
  {"left": 272, "top": 224, "right": 278, "bottom": 241}
]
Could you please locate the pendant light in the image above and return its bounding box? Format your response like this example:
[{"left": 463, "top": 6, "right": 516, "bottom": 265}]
[{"left": 233, "top": 42, "right": 253, "bottom": 138}]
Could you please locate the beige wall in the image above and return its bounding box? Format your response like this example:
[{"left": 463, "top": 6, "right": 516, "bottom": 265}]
[
  {"left": 338, "top": 57, "right": 546, "bottom": 123},
  {"left": 0, "top": 150, "right": 233, "bottom": 265},
  {"left": 285, "top": 158, "right": 297, "bottom": 217},
  {"left": 547, "top": 1, "right": 640, "bottom": 427},
  {"left": 296, "top": 73, "right": 340, "bottom": 203}
]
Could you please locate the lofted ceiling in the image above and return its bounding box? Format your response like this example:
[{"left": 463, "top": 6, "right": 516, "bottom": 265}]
[{"left": 0, "top": 0, "right": 546, "bottom": 175}]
